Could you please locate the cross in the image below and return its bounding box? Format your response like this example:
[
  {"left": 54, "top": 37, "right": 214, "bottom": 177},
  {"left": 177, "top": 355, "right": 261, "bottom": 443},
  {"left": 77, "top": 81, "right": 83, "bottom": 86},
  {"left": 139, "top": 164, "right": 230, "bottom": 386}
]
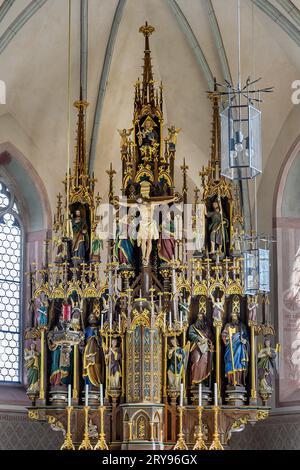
[{"left": 180, "top": 158, "right": 189, "bottom": 175}]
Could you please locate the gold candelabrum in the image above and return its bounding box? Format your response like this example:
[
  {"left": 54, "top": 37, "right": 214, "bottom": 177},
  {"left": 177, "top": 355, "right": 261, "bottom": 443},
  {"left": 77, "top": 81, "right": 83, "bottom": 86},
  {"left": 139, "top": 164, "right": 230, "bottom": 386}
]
[
  {"left": 94, "top": 406, "right": 109, "bottom": 450},
  {"left": 60, "top": 406, "right": 75, "bottom": 451},
  {"left": 209, "top": 406, "right": 224, "bottom": 451},
  {"left": 193, "top": 406, "right": 207, "bottom": 450},
  {"left": 173, "top": 406, "right": 188, "bottom": 450},
  {"left": 79, "top": 406, "right": 93, "bottom": 450}
]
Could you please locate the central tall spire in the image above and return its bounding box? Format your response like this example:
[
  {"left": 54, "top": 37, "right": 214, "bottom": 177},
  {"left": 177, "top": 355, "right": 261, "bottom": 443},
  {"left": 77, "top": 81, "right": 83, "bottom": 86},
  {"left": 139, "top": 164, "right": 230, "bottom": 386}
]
[
  {"left": 139, "top": 22, "right": 155, "bottom": 107},
  {"left": 73, "top": 92, "right": 89, "bottom": 186}
]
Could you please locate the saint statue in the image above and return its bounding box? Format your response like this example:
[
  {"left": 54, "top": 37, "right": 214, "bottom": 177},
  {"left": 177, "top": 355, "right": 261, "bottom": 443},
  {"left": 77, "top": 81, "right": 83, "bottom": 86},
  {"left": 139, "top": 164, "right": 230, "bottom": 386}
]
[
  {"left": 53, "top": 236, "right": 67, "bottom": 264},
  {"left": 222, "top": 310, "right": 249, "bottom": 387},
  {"left": 167, "top": 337, "right": 187, "bottom": 389},
  {"left": 36, "top": 297, "right": 48, "bottom": 327},
  {"left": 82, "top": 314, "right": 104, "bottom": 387},
  {"left": 70, "top": 299, "right": 82, "bottom": 331},
  {"left": 104, "top": 338, "right": 122, "bottom": 390},
  {"left": 232, "top": 227, "right": 242, "bottom": 255},
  {"left": 118, "top": 128, "right": 133, "bottom": 152},
  {"left": 257, "top": 337, "right": 277, "bottom": 400},
  {"left": 205, "top": 200, "right": 228, "bottom": 255},
  {"left": 158, "top": 212, "right": 175, "bottom": 263},
  {"left": 188, "top": 311, "right": 214, "bottom": 386},
  {"left": 91, "top": 233, "right": 103, "bottom": 263},
  {"left": 115, "top": 213, "right": 135, "bottom": 265},
  {"left": 248, "top": 295, "right": 258, "bottom": 322},
  {"left": 24, "top": 343, "right": 40, "bottom": 393},
  {"left": 48, "top": 315, "right": 73, "bottom": 387},
  {"left": 179, "top": 297, "right": 189, "bottom": 324},
  {"left": 71, "top": 207, "right": 89, "bottom": 262},
  {"left": 165, "top": 125, "right": 181, "bottom": 151},
  {"left": 138, "top": 116, "right": 158, "bottom": 147},
  {"left": 211, "top": 294, "right": 225, "bottom": 322}
]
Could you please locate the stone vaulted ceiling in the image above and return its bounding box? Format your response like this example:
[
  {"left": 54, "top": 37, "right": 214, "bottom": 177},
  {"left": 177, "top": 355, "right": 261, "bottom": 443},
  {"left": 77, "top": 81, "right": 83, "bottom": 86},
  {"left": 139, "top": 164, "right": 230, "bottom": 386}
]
[{"left": 0, "top": 0, "right": 300, "bottom": 217}]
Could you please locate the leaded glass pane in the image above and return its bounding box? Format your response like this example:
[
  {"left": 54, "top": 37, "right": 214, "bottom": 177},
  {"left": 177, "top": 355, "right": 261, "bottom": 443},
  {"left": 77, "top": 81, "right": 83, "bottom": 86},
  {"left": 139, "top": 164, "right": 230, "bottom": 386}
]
[{"left": 0, "top": 182, "right": 21, "bottom": 383}]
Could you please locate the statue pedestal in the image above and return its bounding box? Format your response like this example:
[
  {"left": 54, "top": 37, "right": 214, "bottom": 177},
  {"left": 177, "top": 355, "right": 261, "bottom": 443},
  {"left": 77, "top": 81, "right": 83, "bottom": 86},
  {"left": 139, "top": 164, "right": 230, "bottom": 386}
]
[
  {"left": 225, "top": 386, "right": 247, "bottom": 406},
  {"left": 49, "top": 388, "right": 68, "bottom": 406},
  {"left": 120, "top": 403, "right": 164, "bottom": 450},
  {"left": 190, "top": 385, "right": 212, "bottom": 406}
]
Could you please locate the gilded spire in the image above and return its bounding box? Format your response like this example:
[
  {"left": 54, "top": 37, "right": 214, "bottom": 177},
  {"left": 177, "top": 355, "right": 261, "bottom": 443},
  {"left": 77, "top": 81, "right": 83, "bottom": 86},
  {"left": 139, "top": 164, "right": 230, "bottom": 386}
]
[
  {"left": 207, "top": 78, "right": 221, "bottom": 181},
  {"left": 139, "top": 22, "right": 155, "bottom": 107},
  {"left": 73, "top": 88, "right": 89, "bottom": 186}
]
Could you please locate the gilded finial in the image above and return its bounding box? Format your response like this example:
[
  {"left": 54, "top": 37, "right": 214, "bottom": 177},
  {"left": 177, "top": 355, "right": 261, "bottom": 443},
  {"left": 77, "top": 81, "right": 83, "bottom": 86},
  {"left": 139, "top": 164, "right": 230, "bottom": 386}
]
[{"left": 139, "top": 22, "right": 155, "bottom": 38}]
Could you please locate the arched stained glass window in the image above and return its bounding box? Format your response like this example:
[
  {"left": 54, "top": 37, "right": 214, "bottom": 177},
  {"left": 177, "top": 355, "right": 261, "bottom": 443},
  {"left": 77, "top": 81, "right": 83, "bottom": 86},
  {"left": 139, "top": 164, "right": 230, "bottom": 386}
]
[{"left": 0, "top": 181, "right": 22, "bottom": 383}]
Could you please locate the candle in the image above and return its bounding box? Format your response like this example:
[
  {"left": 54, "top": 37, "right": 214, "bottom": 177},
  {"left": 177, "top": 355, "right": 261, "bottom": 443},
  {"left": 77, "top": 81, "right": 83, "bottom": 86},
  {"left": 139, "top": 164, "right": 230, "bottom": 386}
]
[
  {"left": 169, "top": 311, "right": 172, "bottom": 328},
  {"left": 198, "top": 383, "right": 202, "bottom": 407},
  {"left": 100, "top": 313, "right": 103, "bottom": 330},
  {"left": 63, "top": 304, "right": 71, "bottom": 322},
  {"left": 85, "top": 384, "right": 89, "bottom": 407},
  {"left": 172, "top": 267, "right": 176, "bottom": 294},
  {"left": 68, "top": 384, "right": 72, "bottom": 407},
  {"left": 214, "top": 383, "right": 218, "bottom": 406},
  {"left": 180, "top": 383, "right": 183, "bottom": 407},
  {"left": 118, "top": 314, "right": 121, "bottom": 331},
  {"left": 100, "top": 383, "right": 103, "bottom": 407},
  {"left": 163, "top": 312, "right": 166, "bottom": 330},
  {"left": 180, "top": 310, "right": 183, "bottom": 329},
  {"left": 109, "top": 303, "right": 112, "bottom": 330}
]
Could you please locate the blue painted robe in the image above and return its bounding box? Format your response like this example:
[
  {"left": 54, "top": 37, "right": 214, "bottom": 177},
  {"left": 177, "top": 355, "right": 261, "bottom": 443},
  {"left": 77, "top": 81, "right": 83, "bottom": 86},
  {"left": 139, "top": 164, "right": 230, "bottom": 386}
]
[{"left": 223, "top": 323, "right": 249, "bottom": 377}]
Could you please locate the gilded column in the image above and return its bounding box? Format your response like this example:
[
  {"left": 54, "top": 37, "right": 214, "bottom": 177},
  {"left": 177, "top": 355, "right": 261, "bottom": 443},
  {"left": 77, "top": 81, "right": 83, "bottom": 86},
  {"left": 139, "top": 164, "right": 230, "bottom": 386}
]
[
  {"left": 249, "top": 320, "right": 257, "bottom": 404},
  {"left": 38, "top": 326, "right": 47, "bottom": 403}
]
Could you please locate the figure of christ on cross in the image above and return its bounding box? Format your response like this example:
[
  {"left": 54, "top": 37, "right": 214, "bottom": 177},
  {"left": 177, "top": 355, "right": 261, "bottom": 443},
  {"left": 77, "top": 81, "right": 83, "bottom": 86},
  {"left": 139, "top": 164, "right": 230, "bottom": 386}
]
[{"left": 117, "top": 193, "right": 181, "bottom": 266}]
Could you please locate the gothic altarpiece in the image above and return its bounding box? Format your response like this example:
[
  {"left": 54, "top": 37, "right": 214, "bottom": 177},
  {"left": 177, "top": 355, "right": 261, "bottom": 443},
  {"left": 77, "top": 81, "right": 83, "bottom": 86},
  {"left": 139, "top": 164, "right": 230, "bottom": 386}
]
[{"left": 25, "top": 24, "right": 277, "bottom": 450}]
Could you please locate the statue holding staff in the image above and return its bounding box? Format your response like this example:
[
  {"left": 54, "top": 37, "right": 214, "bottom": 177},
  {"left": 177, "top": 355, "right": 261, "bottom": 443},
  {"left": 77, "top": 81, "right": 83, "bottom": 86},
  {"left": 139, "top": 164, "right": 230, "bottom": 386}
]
[
  {"left": 205, "top": 198, "right": 228, "bottom": 255},
  {"left": 222, "top": 310, "right": 249, "bottom": 386}
]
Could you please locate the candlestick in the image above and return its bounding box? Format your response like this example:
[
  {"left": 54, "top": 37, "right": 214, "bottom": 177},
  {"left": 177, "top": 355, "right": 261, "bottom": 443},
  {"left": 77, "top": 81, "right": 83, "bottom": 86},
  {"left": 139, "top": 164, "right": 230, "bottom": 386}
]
[
  {"left": 60, "top": 406, "right": 75, "bottom": 451},
  {"left": 94, "top": 405, "right": 109, "bottom": 450},
  {"left": 79, "top": 406, "right": 93, "bottom": 450},
  {"left": 85, "top": 384, "right": 89, "bottom": 407},
  {"left": 193, "top": 405, "right": 207, "bottom": 451},
  {"left": 209, "top": 405, "right": 224, "bottom": 451},
  {"left": 173, "top": 406, "right": 188, "bottom": 450}
]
